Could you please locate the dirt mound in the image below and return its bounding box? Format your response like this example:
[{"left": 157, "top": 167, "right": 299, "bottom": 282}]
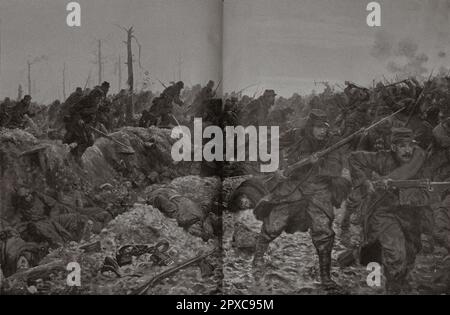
[{"left": 0, "top": 127, "right": 190, "bottom": 221}]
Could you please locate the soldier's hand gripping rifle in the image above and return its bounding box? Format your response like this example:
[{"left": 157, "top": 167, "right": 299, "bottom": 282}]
[{"left": 284, "top": 107, "right": 406, "bottom": 177}]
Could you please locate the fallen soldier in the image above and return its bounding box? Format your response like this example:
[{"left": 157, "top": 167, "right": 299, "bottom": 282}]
[
  {"left": 0, "top": 220, "right": 47, "bottom": 277},
  {"left": 146, "top": 186, "right": 216, "bottom": 241}
]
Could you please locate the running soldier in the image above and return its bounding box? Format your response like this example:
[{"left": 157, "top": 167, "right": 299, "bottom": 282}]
[
  {"left": 349, "top": 128, "right": 428, "bottom": 293},
  {"left": 252, "top": 109, "right": 350, "bottom": 289}
]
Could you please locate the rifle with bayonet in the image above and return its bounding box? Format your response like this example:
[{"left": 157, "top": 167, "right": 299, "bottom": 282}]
[
  {"left": 371, "top": 179, "right": 450, "bottom": 192},
  {"left": 284, "top": 107, "right": 405, "bottom": 177},
  {"left": 213, "top": 79, "right": 222, "bottom": 97},
  {"left": 345, "top": 79, "right": 408, "bottom": 92},
  {"left": 157, "top": 79, "right": 168, "bottom": 89},
  {"left": 404, "top": 69, "right": 435, "bottom": 127},
  {"left": 89, "top": 126, "right": 135, "bottom": 153}
]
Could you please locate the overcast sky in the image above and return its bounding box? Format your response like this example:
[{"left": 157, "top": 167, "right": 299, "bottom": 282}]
[
  {"left": 223, "top": 0, "right": 450, "bottom": 96},
  {"left": 0, "top": 0, "right": 222, "bottom": 103},
  {"left": 0, "top": 0, "right": 449, "bottom": 102}
]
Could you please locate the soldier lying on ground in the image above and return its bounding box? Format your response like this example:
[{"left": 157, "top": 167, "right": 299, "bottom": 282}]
[
  {"left": 146, "top": 186, "right": 217, "bottom": 241},
  {"left": 13, "top": 188, "right": 97, "bottom": 248},
  {"left": 0, "top": 219, "right": 47, "bottom": 277}
]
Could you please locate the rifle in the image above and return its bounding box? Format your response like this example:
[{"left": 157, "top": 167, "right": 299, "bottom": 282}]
[
  {"left": 130, "top": 247, "right": 217, "bottom": 295},
  {"left": 84, "top": 70, "right": 92, "bottom": 90},
  {"left": 88, "top": 126, "right": 135, "bottom": 154},
  {"left": 157, "top": 79, "right": 168, "bottom": 89},
  {"left": 404, "top": 69, "right": 434, "bottom": 127},
  {"left": 237, "top": 83, "right": 259, "bottom": 95},
  {"left": 375, "top": 80, "right": 409, "bottom": 91},
  {"left": 371, "top": 179, "right": 450, "bottom": 192},
  {"left": 284, "top": 107, "right": 405, "bottom": 177},
  {"left": 213, "top": 79, "right": 222, "bottom": 96}
]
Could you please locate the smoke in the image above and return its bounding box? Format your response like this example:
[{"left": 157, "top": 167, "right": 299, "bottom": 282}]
[
  {"left": 439, "top": 51, "right": 447, "bottom": 58},
  {"left": 371, "top": 33, "right": 430, "bottom": 78},
  {"left": 371, "top": 30, "right": 394, "bottom": 60}
]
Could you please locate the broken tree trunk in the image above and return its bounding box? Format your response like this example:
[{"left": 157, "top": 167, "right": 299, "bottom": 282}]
[{"left": 125, "top": 27, "right": 134, "bottom": 123}]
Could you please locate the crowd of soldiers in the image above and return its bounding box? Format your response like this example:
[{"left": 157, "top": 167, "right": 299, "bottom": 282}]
[
  {"left": 235, "top": 76, "right": 450, "bottom": 294},
  {"left": 3, "top": 73, "right": 450, "bottom": 293}
]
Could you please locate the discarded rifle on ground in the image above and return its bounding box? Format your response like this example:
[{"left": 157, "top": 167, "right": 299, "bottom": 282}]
[{"left": 130, "top": 247, "right": 218, "bottom": 295}]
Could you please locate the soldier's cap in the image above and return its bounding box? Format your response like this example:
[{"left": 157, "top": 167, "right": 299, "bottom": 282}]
[
  {"left": 101, "top": 81, "right": 110, "bottom": 88},
  {"left": 309, "top": 109, "right": 329, "bottom": 127},
  {"left": 24, "top": 95, "right": 32, "bottom": 100},
  {"left": 391, "top": 127, "right": 414, "bottom": 144},
  {"left": 263, "top": 89, "right": 277, "bottom": 97}
]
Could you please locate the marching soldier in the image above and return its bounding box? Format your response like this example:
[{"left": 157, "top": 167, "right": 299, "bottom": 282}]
[
  {"left": 252, "top": 109, "right": 350, "bottom": 289},
  {"left": 7, "top": 95, "right": 33, "bottom": 129},
  {"left": 63, "top": 82, "right": 110, "bottom": 161},
  {"left": 349, "top": 128, "right": 428, "bottom": 293},
  {"left": 242, "top": 89, "right": 276, "bottom": 126},
  {"left": 151, "top": 81, "right": 184, "bottom": 126}
]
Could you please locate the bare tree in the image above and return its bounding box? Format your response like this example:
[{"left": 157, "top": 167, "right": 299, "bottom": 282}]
[
  {"left": 118, "top": 55, "right": 122, "bottom": 91},
  {"left": 27, "top": 60, "right": 31, "bottom": 95},
  {"left": 62, "top": 62, "right": 67, "bottom": 101},
  {"left": 115, "top": 25, "right": 146, "bottom": 122},
  {"left": 98, "top": 39, "right": 102, "bottom": 85},
  {"left": 17, "top": 84, "right": 23, "bottom": 101}
]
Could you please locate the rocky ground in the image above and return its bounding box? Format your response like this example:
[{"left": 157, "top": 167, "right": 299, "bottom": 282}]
[
  {"left": 2, "top": 176, "right": 222, "bottom": 295},
  {"left": 1, "top": 125, "right": 450, "bottom": 295},
  {"left": 221, "top": 176, "right": 450, "bottom": 295}
]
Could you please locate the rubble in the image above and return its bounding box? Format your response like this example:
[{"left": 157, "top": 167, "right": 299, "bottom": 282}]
[{"left": 3, "top": 204, "right": 220, "bottom": 295}]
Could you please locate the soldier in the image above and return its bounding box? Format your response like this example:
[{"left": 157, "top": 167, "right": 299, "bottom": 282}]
[
  {"left": 349, "top": 128, "right": 428, "bottom": 293},
  {"left": 7, "top": 95, "right": 33, "bottom": 129},
  {"left": 191, "top": 80, "right": 216, "bottom": 118},
  {"left": 340, "top": 105, "right": 393, "bottom": 243},
  {"left": 56, "top": 87, "right": 83, "bottom": 128},
  {"left": 151, "top": 81, "right": 184, "bottom": 126},
  {"left": 96, "top": 97, "right": 112, "bottom": 133},
  {"left": 242, "top": 89, "right": 276, "bottom": 126},
  {"left": 139, "top": 108, "right": 158, "bottom": 128},
  {"left": 63, "top": 82, "right": 110, "bottom": 161},
  {"left": 13, "top": 188, "right": 92, "bottom": 248},
  {"left": 0, "top": 97, "right": 11, "bottom": 127},
  {"left": 47, "top": 100, "right": 61, "bottom": 128},
  {"left": 425, "top": 110, "right": 450, "bottom": 253},
  {"left": 357, "top": 105, "right": 393, "bottom": 152},
  {"left": 0, "top": 219, "right": 47, "bottom": 277},
  {"left": 252, "top": 109, "right": 350, "bottom": 289}
]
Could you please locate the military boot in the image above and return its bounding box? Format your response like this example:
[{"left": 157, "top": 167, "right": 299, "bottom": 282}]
[
  {"left": 252, "top": 234, "right": 271, "bottom": 281},
  {"left": 318, "top": 251, "right": 340, "bottom": 290}
]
